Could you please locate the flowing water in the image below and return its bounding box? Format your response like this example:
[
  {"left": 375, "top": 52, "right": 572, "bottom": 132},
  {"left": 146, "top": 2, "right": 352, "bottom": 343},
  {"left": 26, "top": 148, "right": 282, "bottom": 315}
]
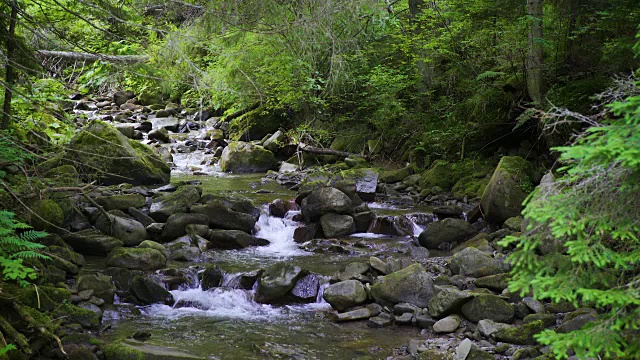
[{"left": 100, "top": 168, "right": 430, "bottom": 359}]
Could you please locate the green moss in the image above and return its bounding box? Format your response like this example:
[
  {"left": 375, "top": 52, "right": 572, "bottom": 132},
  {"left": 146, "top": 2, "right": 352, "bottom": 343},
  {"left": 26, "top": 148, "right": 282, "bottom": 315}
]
[
  {"left": 22, "top": 306, "right": 59, "bottom": 332},
  {"left": 228, "top": 108, "right": 282, "bottom": 141},
  {"left": 104, "top": 341, "right": 145, "bottom": 360},
  {"left": 30, "top": 199, "right": 63, "bottom": 231},
  {"left": 380, "top": 166, "right": 412, "bottom": 183},
  {"left": 54, "top": 303, "right": 100, "bottom": 329},
  {"left": 452, "top": 176, "right": 490, "bottom": 199},
  {"left": 494, "top": 320, "right": 544, "bottom": 345},
  {"left": 419, "top": 160, "right": 453, "bottom": 189}
]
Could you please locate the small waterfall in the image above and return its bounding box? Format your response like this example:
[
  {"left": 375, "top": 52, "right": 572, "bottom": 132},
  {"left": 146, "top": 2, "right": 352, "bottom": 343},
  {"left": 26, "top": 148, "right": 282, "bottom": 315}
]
[{"left": 252, "top": 209, "right": 308, "bottom": 257}]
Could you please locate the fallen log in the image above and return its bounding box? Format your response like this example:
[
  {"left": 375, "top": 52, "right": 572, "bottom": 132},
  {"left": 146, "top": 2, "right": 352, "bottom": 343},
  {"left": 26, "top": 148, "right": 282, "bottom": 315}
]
[
  {"left": 36, "top": 50, "right": 149, "bottom": 64},
  {"left": 299, "top": 144, "right": 367, "bottom": 159}
]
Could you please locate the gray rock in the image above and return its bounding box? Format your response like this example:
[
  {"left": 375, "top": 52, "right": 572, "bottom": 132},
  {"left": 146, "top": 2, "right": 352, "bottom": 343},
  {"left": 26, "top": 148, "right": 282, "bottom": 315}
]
[
  {"left": 320, "top": 213, "right": 356, "bottom": 238},
  {"left": 114, "top": 90, "right": 134, "bottom": 106},
  {"left": 151, "top": 117, "right": 180, "bottom": 132},
  {"left": 395, "top": 312, "right": 414, "bottom": 325},
  {"left": 128, "top": 207, "right": 155, "bottom": 227},
  {"left": 161, "top": 213, "right": 210, "bottom": 241},
  {"left": 480, "top": 156, "right": 531, "bottom": 224},
  {"left": 148, "top": 128, "right": 170, "bottom": 143},
  {"left": 106, "top": 247, "right": 166, "bottom": 270},
  {"left": 370, "top": 263, "right": 435, "bottom": 308},
  {"left": 428, "top": 286, "right": 473, "bottom": 318},
  {"left": 454, "top": 339, "right": 473, "bottom": 360},
  {"left": 115, "top": 123, "right": 136, "bottom": 138},
  {"left": 64, "top": 229, "right": 123, "bottom": 256},
  {"left": 477, "top": 319, "right": 513, "bottom": 338},
  {"left": 557, "top": 313, "right": 597, "bottom": 333},
  {"left": 418, "top": 218, "right": 477, "bottom": 249},
  {"left": 149, "top": 185, "right": 202, "bottom": 222},
  {"left": 255, "top": 263, "right": 306, "bottom": 304},
  {"left": 77, "top": 274, "right": 116, "bottom": 304},
  {"left": 263, "top": 130, "right": 284, "bottom": 152},
  {"left": 415, "top": 314, "right": 437, "bottom": 329},
  {"left": 166, "top": 237, "right": 201, "bottom": 261},
  {"left": 368, "top": 313, "right": 393, "bottom": 328},
  {"left": 450, "top": 247, "right": 504, "bottom": 277},
  {"left": 137, "top": 240, "right": 168, "bottom": 258},
  {"left": 433, "top": 314, "right": 460, "bottom": 333},
  {"left": 461, "top": 295, "right": 514, "bottom": 323},
  {"left": 191, "top": 201, "right": 257, "bottom": 233},
  {"left": 95, "top": 213, "right": 147, "bottom": 247},
  {"left": 323, "top": 280, "right": 368, "bottom": 311},
  {"left": 201, "top": 265, "right": 224, "bottom": 291},
  {"left": 205, "top": 230, "right": 269, "bottom": 250},
  {"left": 369, "top": 256, "right": 388, "bottom": 274},
  {"left": 332, "top": 262, "right": 370, "bottom": 282},
  {"left": 301, "top": 187, "right": 353, "bottom": 221},
  {"left": 334, "top": 304, "right": 382, "bottom": 322},
  {"left": 95, "top": 194, "right": 145, "bottom": 211},
  {"left": 290, "top": 274, "right": 319, "bottom": 302},
  {"left": 523, "top": 297, "right": 545, "bottom": 314},
  {"left": 293, "top": 224, "right": 318, "bottom": 243},
  {"left": 220, "top": 141, "right": 275, "bottom": 173},
  {"left": 353, "top": 211, "right": 376, "bottom": 233},
  {"left": 493, "top": 320, "right": 544, "bottom": 345},
  {"left": 130, "top": 276, "right": 174, "bottom": 305}
]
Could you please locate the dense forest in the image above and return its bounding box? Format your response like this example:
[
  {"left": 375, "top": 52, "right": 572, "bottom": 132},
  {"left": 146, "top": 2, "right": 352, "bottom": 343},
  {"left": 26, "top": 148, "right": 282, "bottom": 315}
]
[{"left": 1, "top": 0, "right": 639, "bottom": 359}]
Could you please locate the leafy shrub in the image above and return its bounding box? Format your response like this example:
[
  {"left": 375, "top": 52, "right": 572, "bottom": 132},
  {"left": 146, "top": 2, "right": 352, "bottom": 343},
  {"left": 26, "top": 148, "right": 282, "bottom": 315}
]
[{"left": 0, "top": 210, "right": 48, "bottom": 288}]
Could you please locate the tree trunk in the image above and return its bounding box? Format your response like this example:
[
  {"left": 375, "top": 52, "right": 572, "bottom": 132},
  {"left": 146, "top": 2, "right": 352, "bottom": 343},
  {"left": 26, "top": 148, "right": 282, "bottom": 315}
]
[
  {"left": 1, "top": 1, "right": 19, "bottom": 130},
  {"left": 526, "top": 0, "right": 544, "bottom": 102}
]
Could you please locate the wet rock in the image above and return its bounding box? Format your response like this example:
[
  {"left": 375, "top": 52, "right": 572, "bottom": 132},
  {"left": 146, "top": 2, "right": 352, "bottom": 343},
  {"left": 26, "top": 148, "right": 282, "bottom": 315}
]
[
  {"left": 334, "top": 303, "right": 382, "bottom": 322},
  {"left": 64, "top": 229, "right": 123, "bottom": 256},
  {"left": 415, "top": 314, "right": 437, "bottom": 329},
  {"left": 433, "top": 315, "right": 460, "bottom": 333},
  {"left": 268, "top": 198, "right": 298, "bottom": 218},
  {"left": 104, "top": 340, "right": 204, "bottom": 360},
  {"left": 370, "top": 263, "right": 435, "bottom": 308},
  {"left": 130, "top": 276, "right": 174, "bottom": 305},
  {"left": 151, "top": 117, "right": 180, "bottom": 132},
  {"left": 450, "top": 247, "right": 504, "bottom": 277},
  {"left": 95, "top": 194, "right": 145, "bottom": 211},
  {"left": 473, "top": 273, "right": 509, "bottom": 291},
  {"left": 332, "top": 262, "right": 370, "bottom": 282},
  {"left": 320, "top": 213, "right": 355, "bottom": 238},
  {"left": 149, "top": 185, "right": 202, "bottom": 222},
  {"left": 166, "top": 236, "right": 201, "bottom": 261},
  {"left": 300, "top": 187, "right": 353, "bottom": 221},
  {"left": 433, "top": 205, "right": 464, "bottom": 219},
  {"left": 64, "top": 120, "right": 170, "bottom": 185},
  {"left": 522, "top": 297, "right": 545, "bottom": 314},
  {"left": 477, "top": 319, "right": 513, "bottom": 338},
  {"left": 290, "top": 274, "right": 319, "bottom": 302},
  {"left": 205, "top": 230, "right": 269, "bottom": 249},
  {"left": 161, "top": 213, "right": 210, "bottom": 241},
  {"left": 323, "top": 280, "right": 368, "bottom": 311},
  {"left": 523, "top": 313, "right": 556, "bottom": 327},
  {"left": 368, "top": 313, "right": 393, "bottom": 327},
  {"left": 256, "top": 263, "right": 306, "bottom": 304},
  {"left": 395, "top": 312, "right": 414, "bottom": 325},
  {"left": 428, "top": 286, "right": 473, "bottom": 318},
  {"left": 128, "top": 207, "right": 155, "bottom": 227},
  {"left": 418, "top": 218, "right": 477, "bottom": 250},
  {"left": 293, "top": 224, "right": 318, "bottom": 243},
  {"left": 106, "top": 247, "right": 166, "bottom": 270},
  {"left": 369, "top": 256, "right": 388, "bottom": 275},
  {"left": 191, "top": 201, "right": 257, "bottom": 233},
  {"left": 393, "top": 303, "right": 421, "bottom": 315},
  {"left": 341, "top": 168, "right": 378, "bottom": 201},
  {"left": 220, "top": 141, "right": 276, "bottom": 173},
  {"left": 461, "top": 295, "right": 514, "bottom": 323},
  {"left": 77, "top": 274, "right": 116, "bottom": 304},
  {"left": 369, "top": 215, "right": 414, "bottom": 237},
  {"left": 480, "top": 156, "right": 531, "bottom": 224},
  {"left": 201, "top": 265, "right": 224, "bottom": 291},
  {"left": 493, "top": 320, "right": 544, "bottom": 345},
  {"left": 95, "top": 213, "right": 147, "bottom": 247},
  {"left": 148, "top": 128, "right": 170, "bottom": 143},
  {"left": 353, "top": 211, "right": 376, "bottom": 233},
  {"left": 138, "top": 240, "right": 168, "bottom": 258}
]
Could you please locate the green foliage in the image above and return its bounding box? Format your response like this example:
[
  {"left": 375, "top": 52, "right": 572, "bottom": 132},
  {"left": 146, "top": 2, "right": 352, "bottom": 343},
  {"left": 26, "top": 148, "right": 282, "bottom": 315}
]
[
  {"left": 0, "top": 210, "right": 48, "bottom": 288},
  {"left": 500, "top": 82, "right": 640, "bottom": 358}
]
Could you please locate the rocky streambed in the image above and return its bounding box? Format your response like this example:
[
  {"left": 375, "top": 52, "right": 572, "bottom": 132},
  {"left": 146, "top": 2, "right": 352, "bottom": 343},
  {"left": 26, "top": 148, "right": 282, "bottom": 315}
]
[{"left": 2, "top": 91, "right": 584, "bottom": 360}]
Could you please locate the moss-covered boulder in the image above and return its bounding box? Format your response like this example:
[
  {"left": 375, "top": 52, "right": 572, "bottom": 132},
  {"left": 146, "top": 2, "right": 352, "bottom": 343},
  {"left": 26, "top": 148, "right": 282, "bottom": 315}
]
[
  {"left": 104, "top": 340, "right": 205, "bottom": 360},
  {"left": 106, "top": 247, "right": 166, "bottom": 270},
  {"left": 493, "top": 320, "right": 544, "bottom": 345},
  {"left": 64, "top": 229, "right": 124, "bottom": 256},
  {"left": 370, "top": 263, "right": 435, "bottom": 308},
  {"left": 64, "top": 120, "right": 170, "bottom": 185},
  {"left": 149, "top": 185, "right": 202, "bottom": 222},
  {"left": 323, "top": 280, "right": 368, "bottom": 311},
  {"left": 29, "top": 199, "right": 64, "bottom": 231},
  {"left": 450, "top": 247, "right": 505, "bottom": 277},
  {"left": 96, "top": 194, "right": 146, "bottom": 211},
  {"left": 219, "top": 141, "right": 276, "bottom": 173},
  {"left": 427, "top": 286, "right": 473, "bottom": 318},
  {"left": 255, "top": 263, "right": 306, "bottom": 304},
  {"left": 480, "top": 156, "right": 532, "bottom": 224},
  {"left": 228, "top": 108, "right": 282, "bottom": 141},
  {"left": 54, "top": 303, "right": 100, "bottom": 329},
  {"left": 419, "top": 160, "right": 454, "bottom": 190},
  {"left": 95, "top": 213, "right": 147, "bottom": 247},
  {"left": 418, "top": 218, "right": 477, "bottom": 250},
  {"left": 379, "top": 166, "right": 412, "bottom": 184},
  {"left": 461, "top": 295, "right": 514, "bottom": 323},
  {"left": 452, "top": 176, "right": 490, "bottom": 199},
  {"left": 77, "top": 273, "right": 116, "bottom": 303}
]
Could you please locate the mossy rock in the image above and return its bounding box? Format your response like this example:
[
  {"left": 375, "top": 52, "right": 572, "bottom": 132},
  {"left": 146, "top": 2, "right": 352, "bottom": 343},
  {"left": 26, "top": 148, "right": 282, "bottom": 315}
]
[
  {"left": 46, "top": 165, "right": 78, "bottom": 179},
  {"left": 451, "top": 176, "right": 490, "bottom": 199},
  {"left": 96, "top": 194, "right": 146, "bottom": 211},
  {"left": 104, "top": 340, "right": 205, "bottom": 360},
  {"left": 379, "top": 166, "right": 412, "bottom": 183},
  {"left": 219, "top": 141, "right": 275, "bottom": 173},
  {"left": 64, "top": 120, "right": 170, "bottom": 186},
  {"left": 228, "top": 108, "right": 282, "bottom": 141},
  {"left": 106, "top": 247, "right": 166, "bottom": 271},
  {"left": 480, "top": 156, "right": 532, "bottom": 224},
  {"left": 54, "top": 303, "right": 100, "bottom": 329},
  {"left": 29, "top": 199, "right": 64, "bottom": 231},
  {"left": 419, "top": 160, "right": 454, "bottom": 189},
  {"left": 370, "top": 263, "right": 435, "bottom": 308},
  {"left": 8, "top": 284, "right": 72, "bottom": 312},
  {"left": 493, "top": 320, "right": 544, "bottom": 345}
]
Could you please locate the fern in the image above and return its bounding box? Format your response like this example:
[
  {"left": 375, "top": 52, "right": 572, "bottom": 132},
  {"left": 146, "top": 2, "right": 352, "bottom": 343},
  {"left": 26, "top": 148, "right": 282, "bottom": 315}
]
[{"left": 0, "top": 210, "right": 48, "bottom": 288}]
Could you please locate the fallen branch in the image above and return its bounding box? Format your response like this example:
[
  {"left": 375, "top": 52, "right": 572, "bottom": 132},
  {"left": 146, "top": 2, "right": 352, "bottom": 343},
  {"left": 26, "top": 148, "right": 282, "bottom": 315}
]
[
  {"left": 36, "top": 50, "right": 149, "bottom": 64},
  {"left": 299, "top": 144, "right": 368, "bottom": 159},
  {"left": 222, "top": 103, "right": 260, "bottom": 122}
]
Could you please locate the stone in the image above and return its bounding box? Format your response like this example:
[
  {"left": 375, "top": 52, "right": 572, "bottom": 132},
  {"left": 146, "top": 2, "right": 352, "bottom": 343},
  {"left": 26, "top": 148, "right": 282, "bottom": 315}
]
[
  {"left": 341, "top": 168, "right": 378, "bottom": 201},
  {"left": 151, "top": 117, "right": 180, "bottom": 132},
  {"left": 205, "top": 230, "right": 269, "bottom": 250},
  {"left": 418, "top": 218, "right": 477, "bottom": 250},
  {"left": 415, "top": 314, "right": 437, "bottom": 329},
  {"left": 493, "top": 320, "right": 544, "bottom": 345},
  {"left": 293, "top": 224, "right": 318, "bottom": 243},
  {"left": 220, "top": 141, "right": 276, "bottom": 173},
  {"left": 115, "top": 123, "right": 136, "bottom": 138},
  {"left": 290, "top": 274, "right": 319, "bottom": 302},
  {"left": 557, "top": 313, "right": 597, "bottom": 333},
  {"left": 353, "top": 211, "right": 376, "bottom": 233},
  {"left": 129, "top": 277, "right": 174, "bottom": 305},
  {"left": 191, "top": 201, "right": 257, "bottom": 233},
  {"left": 114, "top": 90, "right": 134, "bottom": 106},
  {"left": 477, "top": 319, "right": 513, "bottom": 338},
  {"left": 95, "top": 213, "right": 147, "bottom": 246},
  {"left": 63, "top": 120, "right": 170, "bottom": 185},
  {"left": 47, "top": 245, "right": 86, "bottom": 267},
  {"left": 255, "top": 263, "right": 306, "bottom": 304},
  {"left": 106, "top": 247, "right": 166, "bottom": 270},
  {"left": 77, "top": 274, "right": 116, "bottom": 304},
  {"left": 523, "top": 313, "right": 556, "bottom": 327},
  {"left": 480, "top": 156, "right": 532, "bottom": 224},
  {"left": 395, "top": 312, "right": 414, "bottom": 325},
  {"left": 428, "top": 286, "right": 473, "bottom": 318},
  {"left": 380, "top": 166, "right": 412, "bottom": 183},
  {"left": 454, "top": 339, "right": 473, "bottom": 360},
  {"left": 64, "top": 229, "right": 123, "bottom": 256},
  {"left": 54, "top": 304, "right": 99, "bottom": 329},
  {"left": 474, "top": 273, "right": 509, "bottom": 291},
  {"left": 320, "top": 213, "right": 356, "bottom": 238},
  {"left": 301, "top": 187, "right": 353, "bottom": 221},
  {"left": 201, "top": 265, "right": 224, "bottom": 291},
  {"left": 160, "top": 213, "right": 210, "bottom": 241},
  {"left": 545, "top": 301, "right": 576, "bottom": 314},
  {"left": 333, "top": 262, "right": 371, "bottom": 282},
  {"left": 263, "top": 130, "right": 284, "bottom": 152},
  {"left": 461, "top": 295, "right": 514, "bottom": 323},
  {"left": 368, "top": 314, "right": 393, "bottom": 328},
  {"left": 433, "top": 315, "right": 461, "bottom": 333},
  {"left": 29, "top": 200, "right": 64, "bottom": 232},
  {"left": 137, "top": 240, "right": 168, "bottom": 259},
  {"left": 148, "top": 128, "right": 170, "bottom": 143},
  {"left": 369, "top": 256, "right": 388, "bottom": 275},
  {"left": 166, "top": 237, "right": 201, "bottom": 261},
  {"left": 370, "top": 263, "right": 435, "bottom": 308},
  {"left": 334, "top": 304, "right": 382, "bottom": 322},
  {"left": 149, "top": 185, "right": 202, "bottom": 222},
  {"left": 503, "top": 216, "right": 524, "bottom": 231},
  {"left": 450, "top": 247, "right": 504, "bottom": 277},
  {"left": 104, "top": 340, "right": 205, "bottom": 360},
  {"left": 95, "top": 194, "right": 145, "bottom": 211},
  {"left": 523, "top": 297, "right": 546, "bottom": 314},
  {"left": 323, "top": 280, "right": 368, "bottom": 311}
]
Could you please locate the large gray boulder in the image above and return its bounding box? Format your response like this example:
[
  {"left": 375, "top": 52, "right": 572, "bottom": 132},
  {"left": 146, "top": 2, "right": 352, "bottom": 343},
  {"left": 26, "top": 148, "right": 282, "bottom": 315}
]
[
  {"left": 64, "top": 120, "right": 170, "bottom": 185},
  {"left": 149, "top": 185, "right": 202, "bottom": 222},
  {"left": 205, "top": 230, "right": 269, "bottom": 250},
  {"left": 428, "top": 286, "right": 473, "bottom": 318},
  {"left": 255, "top": 263, "right": 306, "bottom": 304},
  {"left": 191, "top": 201, "right": 257, "bottom": 233},
  {"left": 95, "top": 213, "right": 147, "bottom": 246},
  {"left": 320, "top": 213, "right": 356, "bottom": 238},
  {"left": 370, "top": 263, "right": 435, "bottom": 308},
  {"left": 418, "top": 218, "right": 477, "bottom": 250},
  {"left": 106, "top": 247, "right": 166, "bottom": 270},
  {"left": 220, "top": 141, "right": 276, "bottom": 173},
  {"left": 461, "top": 295, "right": 514, "bottom": 323},
  {"left": 77, "top": 274, "right": 116, "bottom": 304},
  {"left": 480, "top": 156, "right": 531, "bottom": 224},
  {"left": 301, "top": 187, "right": 353, "bottom": 221},
  {"left": 323, "top": 280, "right": 368, "bottom": 311},
  {"left": 64, "top": 229, "right": 123, "bottom": 256},
  {"left": 450, "top": 247, "right": 504, "bottom": 277},
  {"left": 160, "top": 213, "right": 210, "bottom": 241},
  {"left": 130, "top": 276, "right": 174, "bottom": 305}
]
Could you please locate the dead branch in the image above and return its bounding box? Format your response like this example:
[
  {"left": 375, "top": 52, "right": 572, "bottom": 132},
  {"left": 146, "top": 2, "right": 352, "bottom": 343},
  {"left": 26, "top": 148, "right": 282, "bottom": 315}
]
[
  {"left": 36, "top": 50, "right": 149, "bottom": 64},
  {"left": 299, "top": 143, "right": 368, "bottom": 159}
]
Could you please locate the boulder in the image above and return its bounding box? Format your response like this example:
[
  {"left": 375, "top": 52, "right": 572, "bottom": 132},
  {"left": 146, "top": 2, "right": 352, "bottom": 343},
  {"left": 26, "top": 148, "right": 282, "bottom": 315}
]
[
  {"left": 29, "top": 200, "right": 64, "bottom": 232},
  {"left": 130, "top": 276, "right": 174, "bottom": 305},
  {"left": 340, "top": 168, "right": 378, "bottom": 201},
  {"left": 47, "top": 245, "right": 85, "bottom": 267},
  {"left": 290, "top": 274, "right": 319, "bottom": 302},
  {"left": 480, "top": 156, "right": 531, "bottom": 224},
  {"left": 370, "top": 263, "right": 435, "bottom": 308},
  {"left": 220, "top": 141, "right": 275, "bottom": 173},
  {"left": 77, "top": 274, "right": 116, "bottom": 304},
  {"left": 418, "top": 218, "right": 477, "bottom": 250},
  {"left": 263, "top": 130, "right": 284, "bottom": 152},
  {"left": 205, "top": 230, "right": 269, "bottom": 250},
  {"left": 268, "top": 198, "right": 298, "bottom": 218},
  {"left": 433, "top": 314, "right": 461, "bottom": 333},
  {"left": 149, "top": 185, "right": 202, "bottom": 222},
  {"left": 474, "top": 273, "right": 509, "bottom": 291},
  {"left": 115, "top": 123, "right": 136, "bottom": 138},
  {"left": 160, "top": 213, "right": 210, "bottom": 241},
  {"left": 477, "top": 319, "right": 513, "bottom": 338},
  {"left": 64, "top": 120, "right": 170, "bottom": 185},
  {"left": 323, "top": 280, "right": 368, "bottom": 311},
  {"left": 64, "top": 229, "right": 123, "bottom": 256},
  {"left": 461, "top": 295, "right": 514, "bottom": 323},
  {"left": 334, "top": 304, "right": 382, "bottom": 322},
  {"left": 166, "top": 237, "right": 201, "bottom": 262},
  {"left": 333, "top": 262, "right": 370, "bottom": 282},
  {"left": 104, "top": 340, "right": 205, "bottom": 360},
  {"left": 293, "top": 224, "right": 318, "bottom": 243},
  {"left": 95, "top": 213, "right": 147, "bottom": 247},
  {"left": 201, "top": 265, "right": 224, "bottom": 291},
  {"left": 114, "top": 90, "right": 135, "bottom": 106},
  {"left": 151, "top": 117, "right": 180, "bottom": 132},
  {"left": 493, "top": 320, "right": 544, "bottom": 345},
  {"left": 95, "top": 194, "right": 146, "bottom": 211},
  {"left": 320, "top": 213, "right": 355, "bottom": 238},
  {"left": 255, "top": 263, "right": 306, "bottom": 304},
  {"left": 301, "top": 187, "right": 353, "bottom": 221},
  {"left": 428, "top": 286, "right": 473, "bottom": 318},
  {"left": 450, "top": 247, "right": 504, "bottom": 277},
  {"left": 106, "top": 247, "right": 166, "bottom": 270},
  {"left": 191, "top": 201, "right": 257, "bottom": 233}
]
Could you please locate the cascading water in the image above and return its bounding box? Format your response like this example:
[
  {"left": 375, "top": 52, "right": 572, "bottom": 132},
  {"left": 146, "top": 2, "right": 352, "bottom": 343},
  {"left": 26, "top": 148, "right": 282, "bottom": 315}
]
[{"left": 253, "top": 209, "right": 308, "bottom": 257}]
